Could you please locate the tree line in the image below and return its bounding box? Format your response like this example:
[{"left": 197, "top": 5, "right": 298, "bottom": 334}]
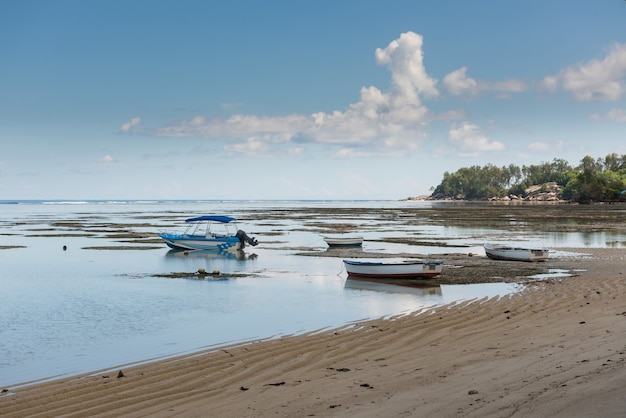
[{"left": 430, "top": 153, "right": 626, "bottom": 202}]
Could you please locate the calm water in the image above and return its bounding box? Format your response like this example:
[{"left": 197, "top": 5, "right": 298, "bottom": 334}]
[{"left": 0, "top": 200, "right": 622, "bottom": 387}]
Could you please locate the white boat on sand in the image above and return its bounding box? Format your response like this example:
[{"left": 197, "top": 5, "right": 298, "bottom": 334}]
[
  {"left": 343, "top": 259, "right": 443, "bottom": 279},
  {"left": 483, "top": 243, "right": 549, "bottom": 262},
  {"left": 323, "top": 235, "right": 364, "bottom": 247},
  {"left": 159, "top": 215, "right": 258, "bottom": 251}
]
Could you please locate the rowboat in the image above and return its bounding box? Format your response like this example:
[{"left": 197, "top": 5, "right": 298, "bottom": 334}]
[
  {"left": 343, "top": 259, "right": 443, "bottom": 279},
  {"left": 158, "top": 215, "right": 258, "bottom": 251},
  {"left": 323, "top": 235, "right": 363, "bottom": 247},
  {"left": 483, "top": 243, "right": 549, "bottom": 262}
]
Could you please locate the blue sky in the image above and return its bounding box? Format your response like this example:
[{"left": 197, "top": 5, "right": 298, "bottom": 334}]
[{"left": 1, "top": 1, "right": 625, "bottom": 200}]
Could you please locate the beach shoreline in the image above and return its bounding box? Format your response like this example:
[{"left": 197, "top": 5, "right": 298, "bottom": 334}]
[{"left": 2, "top": 247, "right": 625, "bottom": 417}]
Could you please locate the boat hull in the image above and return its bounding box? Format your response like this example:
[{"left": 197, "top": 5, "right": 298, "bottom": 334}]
[
  {"left": 158, "top": 233, "right": 240, "bottom": 251},
  {"left": 343, "top": 260, "right": 443, "bottom": 279},
  {"left": 483, "top": 243, "right": 549, "bottom": 262},
  {"left": 323, "top": 236, "right": 363, "bottom": 247}
]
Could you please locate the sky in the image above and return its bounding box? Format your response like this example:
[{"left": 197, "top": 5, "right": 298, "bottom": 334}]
[{"left": 1, "top": 1, "right": 626, "bottom": 200}]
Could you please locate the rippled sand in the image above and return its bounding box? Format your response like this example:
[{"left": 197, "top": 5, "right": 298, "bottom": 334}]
[{"left": 2, "top": 247, "right": 625, "bottom": 417}]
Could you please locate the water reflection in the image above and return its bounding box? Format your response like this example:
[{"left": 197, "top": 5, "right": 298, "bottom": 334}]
[
  {"left": 435, "top": 226, "right": 626, "bottom": 249},
  {"left": 344, "top": 279, "right": 442, "bottom": 296},
  {"left": 544, "top": 231, "right": 626, "bottom": 248},
  {"left": 2, "top": 200, "right": 622, "bottom": 388},
  {"left": 526, "top": 269, "right": 574, "bottom": 280},
  {"left": 159, "top": 247, "right": 260, "bottom": 277},
  {"left": 165, "top": 248, "right": 256, "bottom": 261},
  {"left": 344, "top": 279, "right": 522, "bottom": 304}
]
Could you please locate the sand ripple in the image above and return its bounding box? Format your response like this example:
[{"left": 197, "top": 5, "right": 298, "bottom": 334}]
[{"left": 1, "top": 249, "right": 625, "bottom": 417}]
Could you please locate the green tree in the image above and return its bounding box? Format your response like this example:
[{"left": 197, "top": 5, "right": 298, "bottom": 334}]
[{"left": 429, "top": 153, "right": 626, "bottom": 202}]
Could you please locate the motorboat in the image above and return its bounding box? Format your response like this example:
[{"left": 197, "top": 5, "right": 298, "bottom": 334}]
[{"left": 158, "top": 215, "right": 257, "bottom": 251}]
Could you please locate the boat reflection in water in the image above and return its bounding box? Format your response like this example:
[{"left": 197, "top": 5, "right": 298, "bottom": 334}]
[
  {"left": 165, "top": 248, "right": 257, "bottom": 261},
  {"left": 344, "top": 279, "right": 442, "bottom": 296}
]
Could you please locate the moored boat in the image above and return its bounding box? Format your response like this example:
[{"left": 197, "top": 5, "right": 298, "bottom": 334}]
[
  {"left": 158, "top": 215, "right": 258, "bottom": 251},
  {"left": 343, "top": 259, "right": 443, "bottom": 279},
  {"left": 323, "top": 235, "right": 364, "bottom": 247},
  {"left": 483, "top": 243, "right": 549, "bottom": 262}
]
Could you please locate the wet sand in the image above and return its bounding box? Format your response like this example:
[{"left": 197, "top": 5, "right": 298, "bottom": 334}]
[
  {"left": 2, "top": 247, "right": 625, "bottom": 417},
  {"left": 2, "top": 202, "right": 625, "bottom": 416}
]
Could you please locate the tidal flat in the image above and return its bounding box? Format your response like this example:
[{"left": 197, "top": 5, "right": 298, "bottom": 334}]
[{"left": 0, "top": 200, "right": 624, "bottom": 387}]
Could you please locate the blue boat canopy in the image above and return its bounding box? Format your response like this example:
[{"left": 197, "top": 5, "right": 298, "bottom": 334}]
[{"left": 185, "top": 215, "right": 236, "bottom": 223}]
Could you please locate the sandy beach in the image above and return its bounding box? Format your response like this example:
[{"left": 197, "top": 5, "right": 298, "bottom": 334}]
[{"left": 1, "top": 247, "right": 625, "bottom": 417}]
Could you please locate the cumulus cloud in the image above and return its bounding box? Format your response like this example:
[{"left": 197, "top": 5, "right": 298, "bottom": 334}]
[
  {"left": 543, "top": 42, "right": 626, "bottom": 101},
  {"left": 120, "top": 117, "right": 141, "bottom": 133},
  {"left": 443, "top": 67, "right": 478, "bottom": 96},
  {"left": 374, "top": 31, "right": 439, "bottom": 101},
  {"left": 224, "top": 137, "right": 271, "bottom": 156},
  {"left": 448, "top": 122, "right": 504, "bottom": 156},
  {"left": 132, "top": 33, "right": 621, "bottom": 160},
  {"left": 590, "top": 107, "right": 626, "bottom": 122},
  {"left": 442, "top": 66, "right": 527, "bottom": 97},
  {"left": 527, "top": 142, "right": 550, "bottom": 152},
  {"left": 521, "top": 140, "right": 564, "bottom": 156},
  {"left": 99, "top": 155, "right": 115, "bottom": 163},
  {"left": 150, "top": 32, "right": 438, "bottom": 156}
]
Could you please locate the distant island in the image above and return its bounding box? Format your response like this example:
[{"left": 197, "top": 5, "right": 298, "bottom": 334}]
[{"left": 408, "top": 153, "right": 626, "bottom": 203}]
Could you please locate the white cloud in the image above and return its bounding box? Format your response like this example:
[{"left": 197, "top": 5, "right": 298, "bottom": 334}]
[
  {"left": 99, "top": 155, "right": 115, "bottom": 163},
  {"left": 448, "top": 122, "right": 504, "bottom": 156},
  {"left": 443, "top": 67, "right": 478, "bottom": 96},
  {"left": 526, "top": 140, "right": 564, "bottom": 153},
  {"left": 443, "top": 66, "right": 527, "bottom": 97},
  {"left": 543, "top": 42, "right": 626, "bottom": 101},
  {"left": 590, "top": 107, "right": 626, "bottom": 122},
  {"left": 435, "top": 109, "right": 468, "bottom": 121},
  {"left": 527, "top": 142, "right": 549, "bottom": 152},
  {"left": 120, "top": 117, "right": 141, "bottom": 133},
  {"left": 374, "top": 31, "right": 439, "bottom": 101},
  {"left": 490, "top": 79, "right": 526, "bottom": 93},
  {"left": 151, "top": 32, "right": 437, "bottom": 155},
  {"left": 223, "top": 137, "right": 271, "bottom": 156},
  {"left": 135, "top": 34, "right": 622, "bottom": 163}
]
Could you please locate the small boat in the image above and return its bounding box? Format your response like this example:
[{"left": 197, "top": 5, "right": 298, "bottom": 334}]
[
  {"left": 483, "top": 243, "right": 549, "bottom": 262},
  {"left": 323, "top": 235, "right": 364, "bottom": 247},
  {"left": 159, "top": 215, "right": 258, "bottom": 251},
  {"left": 343, "top": 259, "right": 443, "bottom": 279}
]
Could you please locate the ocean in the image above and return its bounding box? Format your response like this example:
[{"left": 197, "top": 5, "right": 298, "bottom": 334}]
[{"left": 0, "top": 200, "right": 623, "bottom": 387}]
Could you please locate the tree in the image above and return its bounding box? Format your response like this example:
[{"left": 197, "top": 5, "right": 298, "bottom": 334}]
[{"left": 429, "top": 153, "right": 626, "bottom": 202}]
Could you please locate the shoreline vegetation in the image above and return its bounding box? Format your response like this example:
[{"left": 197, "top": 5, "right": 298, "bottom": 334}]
[{"left": 407, "top": 153, "right": 626, "bottom": 203}]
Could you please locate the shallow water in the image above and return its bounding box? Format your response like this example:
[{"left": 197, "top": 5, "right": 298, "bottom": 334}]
[{"left": 0, "top": 200, "right": 623, "bottom": 387}]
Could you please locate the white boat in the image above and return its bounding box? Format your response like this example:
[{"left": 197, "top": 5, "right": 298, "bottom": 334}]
[
  {"left": 323, "top": 235, "right": 364, "bottom": 247},
  {"left": 343, "top": 259, "right": 443, "bottom": 279},
  {"left": 483, "top": 243, "right": 549, "bottom": 262},
  {"left": 159, "top": 215, "right": 258, "bottom": 251}
]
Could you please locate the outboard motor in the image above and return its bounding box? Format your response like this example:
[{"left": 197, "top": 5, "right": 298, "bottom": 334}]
[{"left": 236, "top": 230, "right": 258, "bottom": 249}]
